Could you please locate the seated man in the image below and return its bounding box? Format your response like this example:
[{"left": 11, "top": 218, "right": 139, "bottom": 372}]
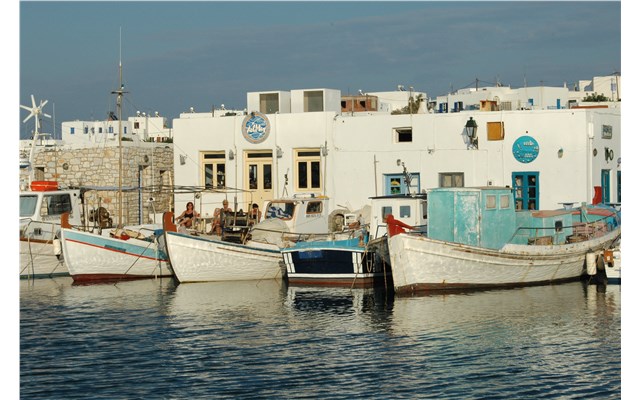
[
  {"left": 249, "top": 203, "right": 262, "bottom": 225},
  {"left": 210, "top": 199, "right": 233, "bottom": 235}
]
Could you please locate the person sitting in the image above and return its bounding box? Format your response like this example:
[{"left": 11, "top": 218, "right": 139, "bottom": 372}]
[
  {"left": 176, "top": 202, "right": 200, "bottom": 229},
  {"left": 210, "top": 199, "right": 233, "bottom": 235},
  {"left": 249, "top": 203, "right": 262, "bottom": 225}
]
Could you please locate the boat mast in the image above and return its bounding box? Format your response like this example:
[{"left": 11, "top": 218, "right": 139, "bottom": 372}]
[{"left": 111, "top": 28, "right": 127, "bottom": 228}]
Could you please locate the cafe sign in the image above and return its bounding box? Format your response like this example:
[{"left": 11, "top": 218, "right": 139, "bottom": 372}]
[{"left": 242, "top": 111, "right": 271, "bottom": 144}]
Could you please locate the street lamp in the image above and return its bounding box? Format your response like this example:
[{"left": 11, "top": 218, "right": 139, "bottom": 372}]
[{"left": 465, "top": 117, "right": 478, "bottom": 149}]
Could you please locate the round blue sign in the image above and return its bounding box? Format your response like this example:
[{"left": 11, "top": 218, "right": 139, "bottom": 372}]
[
  {"left": 242, "top": 112, "right": 270, "bottom": 144},
  {"left": 512, "top": 135, "right": 539, "bottom": 163}
]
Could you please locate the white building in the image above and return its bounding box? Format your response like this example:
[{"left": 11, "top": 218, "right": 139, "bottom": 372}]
[
  {"left": 435, "top": 85, "right": 572, "bottom": 112},
  {"left": 575, "top": 74, "right": 622, "bottom": 101},
  {"left": 171, "top": 86, "right": 621, "bottom": 219},
  {"left": 60, "top": 112, "right": 173, "bottom": 146},
  {"left": 434, "top": 74, "right": 622, "bottom": 113}
]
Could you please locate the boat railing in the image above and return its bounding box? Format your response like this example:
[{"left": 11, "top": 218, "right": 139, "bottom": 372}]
[
  {"left": 286, "top": 224, "right": 369, "bottom": 243},
  {"left": 509, "top": 211, "right": 620, "bottom": 246},
  {"left": 247, "top": 224, "right": 368, "bottom": 246}
]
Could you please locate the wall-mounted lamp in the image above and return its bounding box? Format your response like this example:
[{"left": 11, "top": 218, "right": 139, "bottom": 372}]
[
  {"left": 593, "top": 148, "right": 598, "bottom": 157},
  {"left": 557, "top": 148, "right": 564, "bottom": 158},
  {"left": 228, "top": 150, "right": 235, "bottom": 160},
  {"left": 321, "top": 144, "right": 329, "bottom": 157},
  {"left": 396, "top": 159, "right": 402, "bottom": 166},
  {"left": 604, "top": 147, "right": 614, "bottom": 162},
  {"left": 179, "top": 155, "right": 187, "bottom": 165},
  {"left": 143, "top": 155, "right": 150, "bottom": 163},
  {"left": 276, "top": 146, "right": 283, "bottom": 158},
  {"left": 465, "top": 117, "right": 478, "bottom": 149}
]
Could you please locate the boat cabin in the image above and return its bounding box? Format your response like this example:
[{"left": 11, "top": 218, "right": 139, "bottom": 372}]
[
  {"left": 426, "top": 187, "right": 516, "bottom": 249},
  {"left": 20, "top": 181, "right": 83, "bottom": 239},
  {"left": 427, "top": 186, "right": 583, "bottom": 248},
  {"left": 263, "top": 194, "right": 332, "bottom": 234},
  {"left": 370, "top": 193, "right": 428, "bottom": 239}
]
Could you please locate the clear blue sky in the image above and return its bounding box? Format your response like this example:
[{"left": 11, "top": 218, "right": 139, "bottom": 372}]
[{"left": 17, "top": 1, "right": 621, "bottom": 139}]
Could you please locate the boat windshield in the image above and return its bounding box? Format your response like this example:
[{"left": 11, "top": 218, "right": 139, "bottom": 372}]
[
  {"left": 42, "top": 194, "right": 73, "bottom": 216},
  {"left": 20, "top": 195, "right": 38, "bottom": 218},
  {"left": 265, "top": 201, "right": 296, "bottom": 220}
]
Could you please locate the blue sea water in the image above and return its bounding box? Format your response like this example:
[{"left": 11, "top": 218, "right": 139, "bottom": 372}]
[{"left": 20, "top": 278, "right": 620, "bottom": 399}]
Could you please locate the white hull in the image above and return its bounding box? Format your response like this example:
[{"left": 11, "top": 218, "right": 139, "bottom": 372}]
[
  {"left": 389, "top": 228, "right": 620, "bottom": 293},
  {"left": 61, "top": 228, "right": 172, "bottom": 282},
  {"left": 165, "top": 231, "right": 284, "bottom": 283},
  {"left": 605, "top": 249, "right": 621, "bottom": 283},
  {"left": 20, "top": 240, "right": 69, "bottom": 278}
]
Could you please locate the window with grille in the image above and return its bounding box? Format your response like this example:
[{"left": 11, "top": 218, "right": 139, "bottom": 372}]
[
  {"left": 295, "top": 149, "right": 322, "bottom": 192},
  {"left": 201, "top": 152, "right": 226, "bottom": 189},
  {"left": 439, "top": 173, "right": 464, "bottom": 187}
]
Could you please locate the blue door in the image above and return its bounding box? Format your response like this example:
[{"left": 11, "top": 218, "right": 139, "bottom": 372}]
[
  {"left": 617, "top": 171, "right": 621, "bottom": 202},
  {"left": 512, "top": 172, "right": 539, "bottom": 210},
  {"left": 601, "top": 170, "right": 610, "bottom": 204}
]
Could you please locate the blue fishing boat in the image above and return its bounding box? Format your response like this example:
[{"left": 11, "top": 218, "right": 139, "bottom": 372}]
[{"left": 282, "top": 228, "right": 390, "bottom": 288}]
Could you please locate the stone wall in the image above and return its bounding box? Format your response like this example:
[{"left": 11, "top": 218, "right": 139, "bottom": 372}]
[{"left": 23, "top": 143, "right": 174, "bottom": 226}]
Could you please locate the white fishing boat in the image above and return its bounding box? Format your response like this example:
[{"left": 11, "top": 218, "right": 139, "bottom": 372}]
[
  {"left": 20, "top": 181, "right": 83, "bottom": 278},
  {"left": 164, "top": 227, "right": 283, "bottom": 283},
  {"left": 603, "top": 247, "right": 621, "bottom": 284},
  {"left": 375, "top": 186, "right": 621, "bottom": 294},
  {"left": 58, "top": 43, "right": 173, "bottom": 283},
  {"left": 60, "top": 224, "right": 171, "bottom": 282},
  {"left": 164, "top": 194, "right": 341, "bottom": 283}
]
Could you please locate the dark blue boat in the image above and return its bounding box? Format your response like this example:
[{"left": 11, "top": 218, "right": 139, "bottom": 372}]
[{"left": 281, "top": 234, "right": 390, "bottom": 288}]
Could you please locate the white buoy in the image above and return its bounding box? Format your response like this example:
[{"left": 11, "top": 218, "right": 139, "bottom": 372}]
[{"left": 586, "top": 252, "right": 597, "bottom": 275}]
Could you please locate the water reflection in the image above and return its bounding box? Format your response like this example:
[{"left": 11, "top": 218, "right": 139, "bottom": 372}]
[
  {"left": 167, "top": 279, "right": 287, "bottom": 322},
  {"left": 20, "top": 277, "right": 620, "bottom": 399}
]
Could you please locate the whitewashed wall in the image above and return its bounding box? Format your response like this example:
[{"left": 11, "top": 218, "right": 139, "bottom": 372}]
[{"left": 172, "top": 106, "right": 621, "bottom": 215}]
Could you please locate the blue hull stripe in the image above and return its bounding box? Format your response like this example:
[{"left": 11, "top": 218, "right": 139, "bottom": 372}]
[{"left": 65, "top": 230, "right": 167, "bottom": 260}]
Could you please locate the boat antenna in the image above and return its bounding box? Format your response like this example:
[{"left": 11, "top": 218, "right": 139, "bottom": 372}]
[
  {"left": 401, "top": 162, "right": 413, "bottom": 194},
  {"left": 20, "top": 95, "right": 51, "bottom": 186},
  {"left": 111, "top": 27, "right": 128, "bottom": 228},
  {"left": 282, "top": 168, "right": 289, "bottom": 197}
]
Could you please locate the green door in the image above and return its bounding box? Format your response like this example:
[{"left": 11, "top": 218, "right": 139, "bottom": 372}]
[{"left": 454, "top": 192, "right": 480, "bottom": 246}]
